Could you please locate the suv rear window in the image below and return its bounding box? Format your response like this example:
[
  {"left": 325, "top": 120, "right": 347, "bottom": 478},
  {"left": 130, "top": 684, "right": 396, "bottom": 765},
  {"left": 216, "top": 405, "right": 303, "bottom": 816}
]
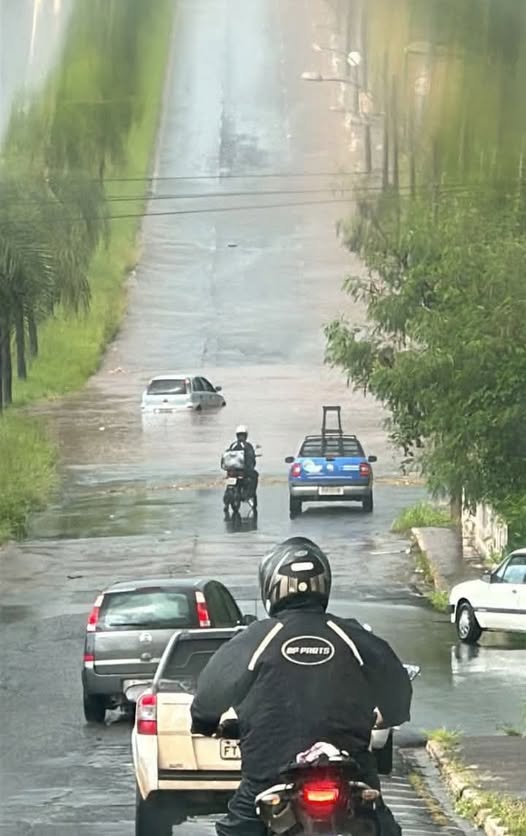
[
  {"left": 158, "top": 636, "right": 230, "bottom": 693},
  {"left": 147, "top": 378, "right": 188, "bottom": 395},
  {"left": 98, "top": 589, "right": 193, "bottom": 631},
  {"left": 299, "top": 437, "right": 364, "bottom": 457}
]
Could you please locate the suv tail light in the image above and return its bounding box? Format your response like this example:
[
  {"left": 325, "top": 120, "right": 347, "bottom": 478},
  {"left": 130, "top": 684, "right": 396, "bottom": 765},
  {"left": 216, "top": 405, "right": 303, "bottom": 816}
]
[
  {"left": 86, "top": 594, "right": 104, "bottom": 633},
  {"left": 137, "top": 692, "right": 157, "bottom": 735},
  {"left": 359, "top": 462, "right": 371, "bottom": 477},
  {"left": 301, "top": 779, "right": 341, "bottom": 819},
  {"left": 290, "top": 463, "right": 302, "bottom": 478},
  {"left": 195, "top": 591, "right": 211, "bottom": 628}
]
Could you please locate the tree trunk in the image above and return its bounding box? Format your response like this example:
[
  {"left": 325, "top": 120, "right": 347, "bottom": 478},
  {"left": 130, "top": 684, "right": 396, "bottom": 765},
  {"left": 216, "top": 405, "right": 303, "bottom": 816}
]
[
  {"left": 382, "top": 52, "right": 390, "bottom": 190},
  {"left": 408, "top": 99, "right": 416, "bottom": 198},
  {"left": 28, "top": 310, "right": 39, "bottom": 357},
  {"left": 1, "top": 331, "right": 12, "bottom": 406},
  {"left": 391, "top": 74, "right": 399, "bottom": 192},
  {"left": 364, "top": 122, "right": 372, "bottom": 174},
  {"left": 0, "top": 323, "right": 4, "bottom": 413},
  {"left": 15, "top": 304, "right": 27, "bottom": 380},
  {"left": 450, "top": 491, "right": 463, "bottom": 525}
]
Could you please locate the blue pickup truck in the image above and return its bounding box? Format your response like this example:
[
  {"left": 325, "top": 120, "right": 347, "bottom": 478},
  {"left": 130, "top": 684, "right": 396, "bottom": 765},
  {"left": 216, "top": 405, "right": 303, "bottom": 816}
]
[{"left": 285, "top": 407, "right": 377, "bottom": 519}]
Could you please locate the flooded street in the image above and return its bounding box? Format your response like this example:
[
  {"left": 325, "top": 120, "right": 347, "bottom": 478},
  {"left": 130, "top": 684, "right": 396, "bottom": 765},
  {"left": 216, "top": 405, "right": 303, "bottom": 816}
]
[{"left": 1, "top": 0, "right": 525, "bottom": 833}]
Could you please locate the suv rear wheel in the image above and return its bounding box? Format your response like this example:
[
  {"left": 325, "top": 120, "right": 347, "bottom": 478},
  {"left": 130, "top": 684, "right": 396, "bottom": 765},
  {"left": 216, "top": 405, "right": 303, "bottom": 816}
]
[
  {"left": 83, "top": 691, "right": 106, "bottom": 724},
  {"left": 136, "top": 788, "right": 172, "bottom": 836},
  {"left": 289, "top": 498, "right": 302, "bottom": 519},
  {"left": 362, "top": 492, "right": 374, "bottom": 513}
]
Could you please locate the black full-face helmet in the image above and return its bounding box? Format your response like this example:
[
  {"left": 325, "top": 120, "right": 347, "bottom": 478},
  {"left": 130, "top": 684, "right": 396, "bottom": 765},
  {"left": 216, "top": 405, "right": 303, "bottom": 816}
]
[{"left": 258, "top": 537, "right": 332, "bottom": 615}]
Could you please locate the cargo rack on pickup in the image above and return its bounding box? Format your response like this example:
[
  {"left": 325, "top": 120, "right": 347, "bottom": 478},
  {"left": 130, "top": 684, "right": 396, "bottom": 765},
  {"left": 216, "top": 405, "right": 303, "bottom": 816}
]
[{"left": 320, "top": 405, "right": 345, "bottom": 456}]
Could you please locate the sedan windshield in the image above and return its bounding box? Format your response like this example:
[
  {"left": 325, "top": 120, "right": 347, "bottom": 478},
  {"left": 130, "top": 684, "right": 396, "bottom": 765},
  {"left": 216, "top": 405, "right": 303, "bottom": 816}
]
[
  {"left": 146, "top": 378, "right": 188, "bottom": 395},
  {"left": 99, "top": 590, "right": 193, "bottom": 630}
]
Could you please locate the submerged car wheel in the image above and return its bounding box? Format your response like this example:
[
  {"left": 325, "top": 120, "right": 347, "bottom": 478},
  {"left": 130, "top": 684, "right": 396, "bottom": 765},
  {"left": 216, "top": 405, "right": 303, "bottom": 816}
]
[
  {"left": 289, "top": 498, "right": 302, "bottom": 519},
  {"left": 362, "top": 492, "right": 374, "bottom": 513},
  {"left": 456, "top": 601, "right": 482, "bottom": 644},
  {"left": 83, "top": 691, "right": 106, "bottom": 724}
]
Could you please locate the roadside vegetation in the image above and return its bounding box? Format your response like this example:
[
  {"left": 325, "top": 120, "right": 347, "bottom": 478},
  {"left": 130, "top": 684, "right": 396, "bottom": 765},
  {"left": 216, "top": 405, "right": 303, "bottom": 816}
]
[
  {"left": 428, "top": 729, "right": 526, "bottom": 835},
  {"left": 0, "top": 0, "right": 174, "bottom": 541},
  {"left": 325, "top": 0, "right": 526, "bottom": 546},
  {"left": 392, "top": 502, "right": 451, "bottom": 533}
]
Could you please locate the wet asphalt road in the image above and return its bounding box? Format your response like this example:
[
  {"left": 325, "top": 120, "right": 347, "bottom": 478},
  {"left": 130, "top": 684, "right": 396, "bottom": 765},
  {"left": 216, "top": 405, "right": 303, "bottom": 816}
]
[{"left": 1, "top": 0, "right": 525, "bottom": 833}]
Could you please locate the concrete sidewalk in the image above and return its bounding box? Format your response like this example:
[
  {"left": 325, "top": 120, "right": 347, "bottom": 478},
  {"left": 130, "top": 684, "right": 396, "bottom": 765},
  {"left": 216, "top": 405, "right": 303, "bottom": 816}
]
[
  {"left": 427, "top": 736, "right": 526, "bottom": 836},
  {"left": 411, "top": 526, "right": 479, "bottom": 590}
]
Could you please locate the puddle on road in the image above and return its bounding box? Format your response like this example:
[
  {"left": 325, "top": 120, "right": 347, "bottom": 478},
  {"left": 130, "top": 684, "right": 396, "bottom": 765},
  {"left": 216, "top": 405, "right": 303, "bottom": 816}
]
[{"left": 0, "top": 604, "right": 34, "bottom": 624}]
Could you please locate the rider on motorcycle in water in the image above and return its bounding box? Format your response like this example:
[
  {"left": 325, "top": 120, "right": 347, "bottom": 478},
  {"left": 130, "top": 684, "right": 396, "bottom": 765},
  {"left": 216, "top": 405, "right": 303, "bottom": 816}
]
[
  {"left": 227, "top": 424, "right": 259, "bottom": 499},
  {"left": 191, "top": 537, "right": 411, "bottom": 836}
]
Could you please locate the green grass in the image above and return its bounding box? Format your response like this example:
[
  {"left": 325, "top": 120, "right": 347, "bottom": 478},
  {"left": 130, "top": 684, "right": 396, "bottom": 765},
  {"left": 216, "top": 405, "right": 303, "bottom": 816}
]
[
  {"left": 12, "top": 6, "right": 173, "bottom": 405},
  {"left": 427, "top": 728, "right": 462, "bottom": 750},
  {"left": 427, "top": 589, "right": 450, "bottom": 613},
  {"left": 0, "top": 414, "right": 58, "bottom": 540},
  {"left": 458, "top": 793, "right": 526, "bottom": 836},
  {"left": 392, "top": 501, "right": 451, "bottom": 533}
]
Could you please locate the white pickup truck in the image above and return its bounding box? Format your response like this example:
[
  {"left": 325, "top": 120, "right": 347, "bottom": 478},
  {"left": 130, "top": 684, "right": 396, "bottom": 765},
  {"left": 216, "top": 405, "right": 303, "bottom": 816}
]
[
  {"left": 132, "top": 627, "right": 242, "bottom": 836},
  {"left": 131, "top": 625, "right": 420, "bottom": 835}
]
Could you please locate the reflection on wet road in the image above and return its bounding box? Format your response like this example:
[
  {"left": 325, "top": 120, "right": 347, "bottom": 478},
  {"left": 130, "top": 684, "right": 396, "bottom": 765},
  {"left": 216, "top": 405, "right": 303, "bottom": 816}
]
[{"left": 1, "top": 0, "right": 524, "bottom": 833}]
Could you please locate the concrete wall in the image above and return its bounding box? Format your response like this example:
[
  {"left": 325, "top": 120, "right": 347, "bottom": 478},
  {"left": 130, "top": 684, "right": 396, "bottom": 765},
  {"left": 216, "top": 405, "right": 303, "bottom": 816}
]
[{"left": 462, "top": 499, "right": 508, "bottom": 560}]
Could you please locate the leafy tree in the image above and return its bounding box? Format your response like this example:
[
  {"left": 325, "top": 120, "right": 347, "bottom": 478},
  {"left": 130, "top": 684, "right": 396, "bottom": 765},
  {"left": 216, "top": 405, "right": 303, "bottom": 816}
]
[
  {"left": 0, "top": 0, "right": 168, "bottom": 406},
  {"left": 326, "top": 190, "right": 526, "bottom": 510}
]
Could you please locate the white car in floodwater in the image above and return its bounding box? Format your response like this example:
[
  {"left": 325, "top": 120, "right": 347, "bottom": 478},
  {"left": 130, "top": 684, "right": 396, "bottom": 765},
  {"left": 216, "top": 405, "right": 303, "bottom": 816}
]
[
  {"left": 141, "top": 374, "right": 226, "bottom": 413},
  {"left": 449, "top": 549, "right": 526, "bottom": 643}
]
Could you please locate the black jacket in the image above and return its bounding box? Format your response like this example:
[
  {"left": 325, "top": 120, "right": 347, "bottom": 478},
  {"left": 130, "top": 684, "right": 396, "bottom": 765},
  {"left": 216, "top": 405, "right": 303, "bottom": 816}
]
[
  {"left": 191, "top": 602, "right": 412, "bottom": 781},
  {"left": 229, "top": 439, "right": 256, "bottom": 472}
]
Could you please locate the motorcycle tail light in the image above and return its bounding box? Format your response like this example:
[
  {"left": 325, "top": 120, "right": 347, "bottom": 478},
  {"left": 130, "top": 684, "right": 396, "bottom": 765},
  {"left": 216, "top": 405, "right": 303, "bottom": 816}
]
[{"left": 301, "top": 780, "right": 341, "bottom": 819}]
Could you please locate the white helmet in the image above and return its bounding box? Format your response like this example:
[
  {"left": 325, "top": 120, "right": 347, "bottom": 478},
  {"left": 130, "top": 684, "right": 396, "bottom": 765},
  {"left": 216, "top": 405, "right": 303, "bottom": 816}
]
[{"left": 236, "top": 424, "right": 248, "bottom": 436}]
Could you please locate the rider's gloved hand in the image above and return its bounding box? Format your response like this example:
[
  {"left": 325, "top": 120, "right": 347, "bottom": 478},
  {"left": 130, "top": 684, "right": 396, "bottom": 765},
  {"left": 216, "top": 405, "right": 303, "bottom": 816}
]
[{"left": 217, "top": 718, "right": 240, "bottom": 739}]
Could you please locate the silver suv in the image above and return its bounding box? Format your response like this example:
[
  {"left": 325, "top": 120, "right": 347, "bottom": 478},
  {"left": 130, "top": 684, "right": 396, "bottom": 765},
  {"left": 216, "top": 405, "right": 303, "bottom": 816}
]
[{"left": 82, "top": 577, "right": 250, "bottom": 722}]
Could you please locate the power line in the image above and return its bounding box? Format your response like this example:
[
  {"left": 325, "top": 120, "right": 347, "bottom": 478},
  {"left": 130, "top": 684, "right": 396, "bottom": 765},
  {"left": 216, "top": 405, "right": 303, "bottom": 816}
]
[
  {"left": 2, "top": 179, "right": 518, "bottom": 210},
  {"left": 0, "top": 197, "right": 357, "bottom": 227},
  {"left": 0, "top": 185, "right": 520, "bottom": 229}
]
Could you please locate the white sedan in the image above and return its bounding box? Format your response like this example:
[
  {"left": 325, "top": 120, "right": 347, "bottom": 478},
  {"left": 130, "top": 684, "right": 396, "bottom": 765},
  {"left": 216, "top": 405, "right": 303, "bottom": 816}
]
[
  {"left": 141, "top": 374, "right": 226, "bottom": 412},
  {"left": 449, "top": 549, "right": 526, "bottom": 643}
]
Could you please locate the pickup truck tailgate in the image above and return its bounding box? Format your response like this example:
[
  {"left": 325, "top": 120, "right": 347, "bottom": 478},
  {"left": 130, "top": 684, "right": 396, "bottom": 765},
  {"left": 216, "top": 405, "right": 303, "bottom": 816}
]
[
  {"left": 157, "top": 694, "right": 240, "bottom": 772},
  {"left": 295, "top": 455, "right": 368, "bottom": 481}
]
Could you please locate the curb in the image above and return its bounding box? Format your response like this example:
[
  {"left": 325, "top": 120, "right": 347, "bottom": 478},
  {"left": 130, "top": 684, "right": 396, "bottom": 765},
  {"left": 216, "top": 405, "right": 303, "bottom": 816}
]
[
  {"left": 426, "top": 740, "right": 509, "bottom": 836},
  {"left": 411, "top": 527, "right": 449, "bottom": 592}
]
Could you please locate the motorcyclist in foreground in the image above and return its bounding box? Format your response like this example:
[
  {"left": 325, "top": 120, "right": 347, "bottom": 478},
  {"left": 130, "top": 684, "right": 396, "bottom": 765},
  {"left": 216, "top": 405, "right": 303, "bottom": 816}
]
[
  {"left": 191, "top": 537, "right": 411, "bottom": 835},
  {"left": 227, "top": 424, "right": 259, "bottom": 497}
]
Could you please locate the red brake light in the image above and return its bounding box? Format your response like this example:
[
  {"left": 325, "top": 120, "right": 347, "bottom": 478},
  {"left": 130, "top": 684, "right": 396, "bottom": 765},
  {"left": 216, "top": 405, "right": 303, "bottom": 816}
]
[
  {"left": 195, "top": 591, "right": 211, "bottom": 628},
  {"left": 86, "top": 595, "right": 103, "bottom": 632},
  {"left": 291, "top": 463, "right": 302, "bottom": 478},
  {"left": 137, "top": 692, "right": 157, "bottom": 735},
  {"left": 301, "top": 780, "right": 341, "bottom": 819},
  {"left": 84, "top": 653, "right": 94, "bottom": 664},
  {"left": 359, "top": 462, "right": 371, "bottom": 477}
]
